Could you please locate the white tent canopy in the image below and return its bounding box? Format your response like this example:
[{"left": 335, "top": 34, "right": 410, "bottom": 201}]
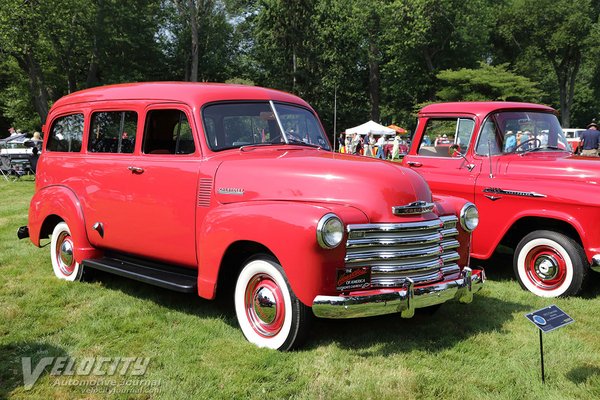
[{"left": 345, "top": 120, "right": 395, "bottom": 136}]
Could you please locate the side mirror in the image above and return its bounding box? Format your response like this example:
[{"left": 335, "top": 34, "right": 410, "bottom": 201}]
[{"left": 449, "top": 144, "right": 475, "bottom": 172}]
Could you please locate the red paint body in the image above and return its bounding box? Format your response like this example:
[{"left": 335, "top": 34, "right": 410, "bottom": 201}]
[
  {"left": 403, "top": 102, "right": 600, "bottom": 264},
  {"left": 29, "top": 83, "right": 476, "bottom": 308}
]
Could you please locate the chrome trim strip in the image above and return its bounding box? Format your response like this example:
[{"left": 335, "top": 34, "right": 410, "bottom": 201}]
[
  {"left": 345, "top": 245, "right": 443, "bottom": 264},
  {"left": 392, "top": 201, "right": 435, "bottom": 215},
  {"left": 441, "top": 264, "right": 460, "bottom": 275},
  {"left": 372, "top": 271, "right": 443, "bottom": 287},
  {"left": 269, "top": 100, "right": 288, "bottom": 143},
  {"left": 371, "top": 259, "right": 443, "bottom": 273},
  {"left": 312, "top": 268, "right": 485, "bottom": 319},
  {"left": 592, "top": 255, "right": 600, "bottom": 273},
  {"left": 483, "top": 187, "right": 547, "bottom": 198},
  {"left": 441, "top": 252, "right": 460, "bottom": 264},
  {"left": 347, "top": 219, "right": 443, "bottom": 233},
  {"left": 440, "top": 228, "right": 459, "bottom": 237},
  {"left": 439, "top": 215, "right": 458, "bottom": 225},
  {"left": 347, "top": 232, "right": 443, "bottom": 248},
  {"left": 441, "top": 239, "right": 460, "bottom": 250}
]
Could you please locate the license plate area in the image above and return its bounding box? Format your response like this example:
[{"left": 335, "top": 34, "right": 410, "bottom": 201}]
[{"left": 336, "top": 267, "right": 371, "bottom": 291}]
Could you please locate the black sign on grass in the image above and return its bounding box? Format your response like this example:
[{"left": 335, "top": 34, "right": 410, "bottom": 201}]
[
  {"left": 525, "top": 305, "right": 574, "bottom": 332},
  {"left": 525, "top": 305, "right": 574, "bottom": 383}
]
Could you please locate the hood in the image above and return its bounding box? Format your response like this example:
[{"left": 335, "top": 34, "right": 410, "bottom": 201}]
[
  {"left": 213, "top": 147, "right": 432, "bottom": 222},
  {"left": 504, "top": 152, "right": 600, "bottom": 184}
]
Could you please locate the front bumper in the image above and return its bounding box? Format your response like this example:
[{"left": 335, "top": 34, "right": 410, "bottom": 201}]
[
  {"left": 312, "top": 267, "right": 484, "bottom": 319},
  {"left": 592, "top": 255, "right": 600, "bottom": 273}
]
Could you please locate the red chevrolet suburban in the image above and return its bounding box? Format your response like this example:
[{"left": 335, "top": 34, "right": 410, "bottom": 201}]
[{"left": 19, "top": 83, "right": 484, "bottom": 349}]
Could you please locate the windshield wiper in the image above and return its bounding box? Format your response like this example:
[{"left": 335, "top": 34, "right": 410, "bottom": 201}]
[
  {"left": 239, "top": 143, "right": 277, "bottom": 151},
  {"left": 522, "top": 145, "right": 566, "bottom": 154},
  {"left": 286, "top": 137, "right": 322, "bottom": 149}
]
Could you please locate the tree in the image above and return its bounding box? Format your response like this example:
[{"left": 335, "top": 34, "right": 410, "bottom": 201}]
[
  {"left": 381, "top": 0, "right": 496, "bottom": 126},
  {"left": 496, "top": 0, "right": 599, "bottom": 127},
  {"left": 0, "top": 0, "right": 51, "bottom": 123},
  {"left": 435, "top": 63, "right": 544, "bottom": 102}
]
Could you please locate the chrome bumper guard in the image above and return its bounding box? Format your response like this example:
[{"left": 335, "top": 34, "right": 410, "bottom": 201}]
[
  {"left": 312, "top": 267, "right": 485, "bottom": 319},
  {"left": 592, "top": 255, "right": 600, "bottom": 273}
]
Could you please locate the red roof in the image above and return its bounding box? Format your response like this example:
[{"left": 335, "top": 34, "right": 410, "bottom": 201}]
[
  {"left": 419, "top": 101, "right": 556, "bottom": 119},
  {"left": 52, "top": 82, "right": 311, "bottom": 110}
]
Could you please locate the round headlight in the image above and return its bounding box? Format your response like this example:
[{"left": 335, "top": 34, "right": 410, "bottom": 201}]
[
  {"left": 460, "top": 202, "right": 479, "bottom": 232},
  {"left": 317, "top": 213, "right": 344, "bottom": 249}
]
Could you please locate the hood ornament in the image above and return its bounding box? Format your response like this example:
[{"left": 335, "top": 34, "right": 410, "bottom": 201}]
[{"left": 392, "top": 201, "right": 434, "bottom": 215}]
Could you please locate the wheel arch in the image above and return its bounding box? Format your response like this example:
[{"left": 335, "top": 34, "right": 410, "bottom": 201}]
[
  {"left": 500, "top": 216, "right": 583, "bottom": 251},
  {"left": 28, "top": 185, "right": 101, "bottom": 262},
  {"left": 215, "top": 240, "right": 276, "bottom": 301}
]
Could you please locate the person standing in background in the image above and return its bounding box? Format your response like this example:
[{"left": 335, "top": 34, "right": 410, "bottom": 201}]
[{"left": 580, "top": 122, "right": 600, "bottom": 157}]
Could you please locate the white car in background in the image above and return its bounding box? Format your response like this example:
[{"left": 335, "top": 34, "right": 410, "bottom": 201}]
[{"left": 563, "top": 128, "right": 585, "bottom": 154}]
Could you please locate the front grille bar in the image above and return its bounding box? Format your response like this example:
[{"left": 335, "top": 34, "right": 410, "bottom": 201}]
[{"left": 344, "top": 216, "right": 462, "bottom": 289}]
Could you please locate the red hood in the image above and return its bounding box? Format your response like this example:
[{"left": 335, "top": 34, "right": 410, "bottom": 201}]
[
  {"left": 213, "top": 147, "right": 432, "bottom": 222},
  {"left": 504, "top": 152, "right": 600, "bottom": 184}
]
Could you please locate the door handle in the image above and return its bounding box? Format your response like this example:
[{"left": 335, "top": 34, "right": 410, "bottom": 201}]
[
  {"left": 406, "top": 161, "right": 422, "bottom": 167},
  {"left": 128, "top": 166, "right": 144, "bottom": 174}
]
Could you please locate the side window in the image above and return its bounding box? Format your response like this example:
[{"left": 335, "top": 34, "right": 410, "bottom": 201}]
[
  {"left": 143, "top": 109, "right": 196, "bottom": 154},
  {"left": 47, "top": 114, "right": 84, "bottom": 152},
  {"left": 476, "top": 119, "right": 502, "bottom": 155},
  {"left": 417, "top": 118, "right": 474, "bottom": 157},
  {"left": 89, "top": 111, "right": 137, "bottom": 153}
]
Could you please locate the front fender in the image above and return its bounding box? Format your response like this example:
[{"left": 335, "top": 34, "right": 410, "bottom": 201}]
[
  {"left": 475, "top": 208, "right": 587, "bottom": 260},
  {"left": 28, "top": 185, "right": 101, "bottom": 262},
  {"left": 196, "top": 201, "right": 367, "bottom": 305}
]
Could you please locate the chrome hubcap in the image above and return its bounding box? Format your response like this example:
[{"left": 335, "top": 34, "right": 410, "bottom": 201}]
[
  {"left": 525, "top": 244, "right": 567, "bottom": 290},
  {"left": 245, "top": 273, "right": 285, "bottom": 338},
  {"left": 253, "top": 286, "right": 277, "bottom": 325},
  {"left": 534, "top": 256, "right": 559, "bottom": 280},
  {"left": 56, "top": 232, "right": 75, "bottom": 276}
]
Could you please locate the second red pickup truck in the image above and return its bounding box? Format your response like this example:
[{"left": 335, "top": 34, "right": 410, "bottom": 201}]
[{"left": 403, "top": 102, "right": 600, "bottom": 298}]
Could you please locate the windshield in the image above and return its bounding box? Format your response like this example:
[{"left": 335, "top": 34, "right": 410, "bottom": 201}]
[
  {"left": 476, "top": 111, "right": 569, "bottom": 155},
  {"left": 202, "top": 102, "right": 330, "bottom": 151}
]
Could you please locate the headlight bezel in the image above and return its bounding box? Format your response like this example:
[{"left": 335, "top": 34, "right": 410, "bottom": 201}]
[
  {"left": 459, "top": 202, "right": 479, "bottom": 232},
  {"left": 316, "top": 213, "right": 344, "bottom": 249}
]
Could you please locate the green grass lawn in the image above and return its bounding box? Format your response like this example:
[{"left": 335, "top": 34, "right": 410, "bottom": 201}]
[{"left": 1, "top": 180, "right": 599, "bottom": 399}]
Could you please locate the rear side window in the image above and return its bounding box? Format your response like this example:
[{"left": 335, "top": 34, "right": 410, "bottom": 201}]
[
  {"left": 47, "top": 114, "right": 84, "bottom": 152},
  {"left": 143, "top": 109, "right": 195, "bottom": 154},
  {"left": 89, "top": 111, "right": 137, "bottom": 153}
]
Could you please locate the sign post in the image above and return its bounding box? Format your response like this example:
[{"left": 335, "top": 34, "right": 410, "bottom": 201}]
[{"left": 525, "top": 305, "right": 574, "bottom": 383}]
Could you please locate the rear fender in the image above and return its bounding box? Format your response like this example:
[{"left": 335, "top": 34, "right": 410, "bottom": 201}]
[{"left": 28, "top": 185, "right": 101, "bottom": 262}]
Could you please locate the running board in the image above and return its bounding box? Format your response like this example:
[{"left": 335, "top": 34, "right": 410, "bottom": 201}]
[{"left": 82, "top": 256, "right": 198, "bottom": 293}]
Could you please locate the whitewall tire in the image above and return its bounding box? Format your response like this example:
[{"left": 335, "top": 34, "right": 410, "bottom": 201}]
[
  {"left": 51, "top": 222, "right": 84, "bottom": 282},
  {"left": 234, "top": 255, "right": 311, "bottom": 350},
  {"left": 513, "top": 230, "right": 587, "bottom": 297}
]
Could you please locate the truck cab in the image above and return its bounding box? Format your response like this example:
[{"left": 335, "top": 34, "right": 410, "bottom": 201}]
[{"left": 403, "top": 102, "right": 600, "bottom": 297}]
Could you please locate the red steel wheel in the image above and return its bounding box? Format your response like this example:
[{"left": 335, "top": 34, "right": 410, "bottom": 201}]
[
  {"left": 50, "top": 222, "right": 84, "bottom": 281},
  {"left": 514, "top": 230, "right": 587, "bottom": 297},
  {"left": 234, "top": 255, "right": 311, "bottom": 350}
]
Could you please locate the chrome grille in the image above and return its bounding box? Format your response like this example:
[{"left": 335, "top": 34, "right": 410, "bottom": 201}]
[{"left": 345, "top": 216, "right": 461, "bottom": 289}]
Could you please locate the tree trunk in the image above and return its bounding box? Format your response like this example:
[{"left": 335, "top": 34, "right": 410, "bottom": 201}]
[
  {"left": 368, "top": 39, "right": 380, "bottom": 122},
  {"left": 15, "top": 51, "right": 50, "bottom": 124},
  {"left": 86, "top": 0, "right": 105, "bottom": 87},
  {"left": 189, "top": 0, "right": 199, "bottom": 82}
]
